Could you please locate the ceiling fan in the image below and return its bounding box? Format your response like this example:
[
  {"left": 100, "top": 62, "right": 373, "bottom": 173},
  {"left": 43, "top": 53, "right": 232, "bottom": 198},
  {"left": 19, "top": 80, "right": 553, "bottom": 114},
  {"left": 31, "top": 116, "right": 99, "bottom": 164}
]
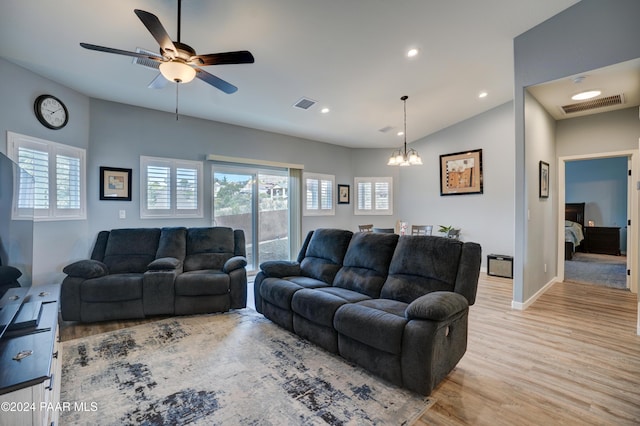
[{"left": 80, "top": 0, "right": 254, "bottom": 94}]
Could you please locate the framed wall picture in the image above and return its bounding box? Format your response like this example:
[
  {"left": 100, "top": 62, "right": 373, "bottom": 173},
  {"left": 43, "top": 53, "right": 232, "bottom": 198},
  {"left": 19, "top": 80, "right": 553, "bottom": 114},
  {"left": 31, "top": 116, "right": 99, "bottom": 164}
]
[
  {"left": 539, "top": 161, "right": 549, "bottom": 198},
  {"left": 100, "top": 166, "right": 132, "bottom": 201},
  {"left": 439, "top": 149, "right": 483, "bottom": 196},
  {"left": 338, "top": 184, "right": 350, "bottom": 204}
]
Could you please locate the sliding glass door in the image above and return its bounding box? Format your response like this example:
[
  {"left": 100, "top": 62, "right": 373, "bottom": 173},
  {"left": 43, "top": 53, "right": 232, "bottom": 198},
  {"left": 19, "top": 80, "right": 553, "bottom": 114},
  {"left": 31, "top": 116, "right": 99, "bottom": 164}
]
[{"left": 213, "top": 165, "right": 289, "bottom": 272}]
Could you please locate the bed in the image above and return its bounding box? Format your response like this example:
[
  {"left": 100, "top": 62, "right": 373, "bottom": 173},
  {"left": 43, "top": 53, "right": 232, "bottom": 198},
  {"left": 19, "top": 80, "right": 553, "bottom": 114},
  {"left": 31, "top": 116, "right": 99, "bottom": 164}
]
[{"left": 565, "top": 202, "right": 585, "bottom": 260}]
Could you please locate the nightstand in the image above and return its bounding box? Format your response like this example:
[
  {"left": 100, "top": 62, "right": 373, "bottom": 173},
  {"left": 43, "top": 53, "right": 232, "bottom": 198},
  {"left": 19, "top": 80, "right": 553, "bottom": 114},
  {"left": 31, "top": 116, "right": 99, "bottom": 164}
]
[{"left": 583, "top": 226, "right": 621, "bottom": 255}]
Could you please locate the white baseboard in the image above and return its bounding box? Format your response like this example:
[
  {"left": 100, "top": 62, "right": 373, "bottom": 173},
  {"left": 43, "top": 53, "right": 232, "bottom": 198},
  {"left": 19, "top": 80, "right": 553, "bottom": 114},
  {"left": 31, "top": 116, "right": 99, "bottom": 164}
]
[{"left": 511, "top": 277, "right": 557, "bottom": 310}]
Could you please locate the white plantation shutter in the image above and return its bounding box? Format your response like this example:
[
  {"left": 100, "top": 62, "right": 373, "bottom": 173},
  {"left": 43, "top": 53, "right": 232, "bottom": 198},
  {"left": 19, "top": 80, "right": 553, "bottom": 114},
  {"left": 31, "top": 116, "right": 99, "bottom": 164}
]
[
  {"left": 176, "top": 167, "right": 198, "bottom": 210},
  {"left": 354, "top": 177, "right": 393, "bottom": 215},
  {"left": 8, "top": 132, "right": 86, "bottom": 220},
  {"left": 146, "top": 164, "right": 171, "bottom": 210},
  {"left": 18, "top": 146, "right": 49, "bottom": 209},
  {"left": 141, "top": 156, "right": 202, "bottom": 218},
  {"left": 303, "top": 172, "right": 335, "bottom": 216},
  {"left": 56, "top": 154, "right": 81, "bottom": 209}
]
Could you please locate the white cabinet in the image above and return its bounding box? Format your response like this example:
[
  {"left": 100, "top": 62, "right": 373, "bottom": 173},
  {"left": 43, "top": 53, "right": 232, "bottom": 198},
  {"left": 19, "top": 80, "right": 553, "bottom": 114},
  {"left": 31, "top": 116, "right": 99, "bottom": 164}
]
[{"left": 0, "top": 285, "right": 61, "bottom": 426}]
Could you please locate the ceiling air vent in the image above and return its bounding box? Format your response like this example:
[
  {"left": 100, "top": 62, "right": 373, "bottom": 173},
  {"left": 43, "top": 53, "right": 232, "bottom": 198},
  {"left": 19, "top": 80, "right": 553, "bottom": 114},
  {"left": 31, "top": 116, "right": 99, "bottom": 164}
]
[
  {"left": 561, "top": 94, "right": 624, "bottom": 114},
  {"left": 293, "top": 97, "right": 317, "bottom": 110},
  {"left": 132, "top": 48, "right": 161, "bottom": 70},
  {"left": 378, "top": 126, "right": 395, "bottom": 133}
]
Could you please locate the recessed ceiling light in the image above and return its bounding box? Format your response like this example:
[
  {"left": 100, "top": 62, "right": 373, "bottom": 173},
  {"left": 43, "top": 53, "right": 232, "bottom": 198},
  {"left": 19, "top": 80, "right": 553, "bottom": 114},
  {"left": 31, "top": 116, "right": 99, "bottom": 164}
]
[
  {"left": 571, "top": 90, "right": 601, "bottom": 101},
  {"left": 478, "top": 91, "right": 488, "bottom": 99},
  {"left": 320, "top": 107, "right": 330, "bottom": 114},
  {"left": 397, "top": 131, "right": 404, "bottom": 136},
  {"left": 407, "top": 48, "right": 419, "bottom": 58}
]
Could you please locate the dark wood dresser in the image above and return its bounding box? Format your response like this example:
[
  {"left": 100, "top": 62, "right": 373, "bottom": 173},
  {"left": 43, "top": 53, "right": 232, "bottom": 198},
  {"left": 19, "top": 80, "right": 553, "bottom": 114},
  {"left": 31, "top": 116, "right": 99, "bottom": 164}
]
[{"left": 583, "top": 226, "right": 621, "bottom": 255}]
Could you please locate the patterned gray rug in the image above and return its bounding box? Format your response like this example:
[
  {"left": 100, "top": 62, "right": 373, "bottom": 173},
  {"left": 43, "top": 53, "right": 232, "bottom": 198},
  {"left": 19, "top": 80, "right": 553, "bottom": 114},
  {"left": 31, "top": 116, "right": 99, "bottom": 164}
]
[
  {"left": 61, "top": 309, "right": 431, "bottom": 425},
  {"left": 564, "top": 252, "right": 627, "bottom": 289}
]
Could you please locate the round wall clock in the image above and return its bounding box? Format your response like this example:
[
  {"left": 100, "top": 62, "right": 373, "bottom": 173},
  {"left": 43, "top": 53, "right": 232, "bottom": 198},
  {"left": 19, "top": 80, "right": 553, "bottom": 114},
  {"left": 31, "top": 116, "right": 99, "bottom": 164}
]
[{"left": 34, "top": 94, "right": 69, "bottom": 129}]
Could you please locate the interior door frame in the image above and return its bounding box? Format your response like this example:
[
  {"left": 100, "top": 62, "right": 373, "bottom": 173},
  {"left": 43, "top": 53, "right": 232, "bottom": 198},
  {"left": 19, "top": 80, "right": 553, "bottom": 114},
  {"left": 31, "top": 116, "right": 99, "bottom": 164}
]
[{"left": 557, "top": 149, "right": 639, "bottom": 299}]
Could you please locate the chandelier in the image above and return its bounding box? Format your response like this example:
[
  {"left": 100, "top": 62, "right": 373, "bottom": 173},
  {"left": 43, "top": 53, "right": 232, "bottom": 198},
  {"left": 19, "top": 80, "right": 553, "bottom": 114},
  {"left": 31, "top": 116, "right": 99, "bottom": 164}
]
[{"left": 387, "top": 95, "right": 422, "bottom": 166}]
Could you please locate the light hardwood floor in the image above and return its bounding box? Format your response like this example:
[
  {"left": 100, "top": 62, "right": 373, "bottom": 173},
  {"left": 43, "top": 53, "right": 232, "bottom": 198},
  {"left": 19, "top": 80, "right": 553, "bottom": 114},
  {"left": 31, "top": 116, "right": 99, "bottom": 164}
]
[
  {"left": 415, "top": 274, "right": 640, "bottom": 426},
  {"left": 60, "top": 274, "right": 640, "bottom": 425}
]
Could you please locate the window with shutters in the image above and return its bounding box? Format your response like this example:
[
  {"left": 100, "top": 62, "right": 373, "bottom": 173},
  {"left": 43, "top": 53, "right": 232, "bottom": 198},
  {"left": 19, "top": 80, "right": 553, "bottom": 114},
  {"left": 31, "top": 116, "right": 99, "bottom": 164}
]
[
  {"left": 141, "top": 156, "right": 202, "bottom": 218},
  {"left": 7, "top": 132, "right": 86, "bottom": 221},
  {"left": 303, "top": 172, "right": 335, "bottom": 216},
  {"left": 354, "top": 177, "right": 393, "bottom": 215}
]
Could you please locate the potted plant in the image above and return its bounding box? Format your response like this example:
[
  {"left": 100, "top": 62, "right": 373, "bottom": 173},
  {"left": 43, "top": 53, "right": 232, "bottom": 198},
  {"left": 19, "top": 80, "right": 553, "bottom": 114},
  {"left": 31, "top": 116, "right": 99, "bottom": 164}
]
[{"left": 438, "top": 225, "right": 460, "bottom": 239}]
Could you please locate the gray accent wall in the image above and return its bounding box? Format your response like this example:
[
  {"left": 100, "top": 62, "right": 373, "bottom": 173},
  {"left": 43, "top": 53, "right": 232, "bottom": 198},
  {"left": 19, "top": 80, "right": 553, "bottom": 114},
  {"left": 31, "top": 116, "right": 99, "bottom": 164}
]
[{"left": 514, "top": 0, "right": 640, "bottom": 304}]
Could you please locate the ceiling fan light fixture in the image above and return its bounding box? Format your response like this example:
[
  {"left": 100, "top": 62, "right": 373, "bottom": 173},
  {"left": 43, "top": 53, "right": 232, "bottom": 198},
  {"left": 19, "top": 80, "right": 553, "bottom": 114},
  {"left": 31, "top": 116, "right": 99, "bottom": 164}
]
[
  {"left": 571, "top": 89, "right": 601, "bottom": 101},
  {"left": 159, "top": 60, "right": 196, "bottom": 83}
]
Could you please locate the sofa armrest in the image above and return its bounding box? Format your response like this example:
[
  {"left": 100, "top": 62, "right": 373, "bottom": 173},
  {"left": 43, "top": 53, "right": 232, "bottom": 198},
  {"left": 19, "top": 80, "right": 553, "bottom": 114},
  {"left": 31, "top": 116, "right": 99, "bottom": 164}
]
[
  {"left": 63, "top": 259, "right": 109, "bottom": 279},
  {"left": 148, "top": 257, "right": 182, "bottom": 271},
  {"left": 223, "top": 256, "right": 248, "bottom": 273},
  {"left": 405, "top": 291, "right": 469, "bottom": 321},
  {"left": 0, "top": 265, "right": 22, "bottom": 283},
  {"left": 259, "top": 260, "right": 301, "bottom": 278}
]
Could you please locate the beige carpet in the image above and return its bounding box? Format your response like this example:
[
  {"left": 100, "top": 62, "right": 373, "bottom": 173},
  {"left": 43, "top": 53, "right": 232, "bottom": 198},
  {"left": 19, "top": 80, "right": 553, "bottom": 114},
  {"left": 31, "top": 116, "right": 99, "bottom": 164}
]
[{"left": 60, "top": 309, "right": 431, "bottom": 425}]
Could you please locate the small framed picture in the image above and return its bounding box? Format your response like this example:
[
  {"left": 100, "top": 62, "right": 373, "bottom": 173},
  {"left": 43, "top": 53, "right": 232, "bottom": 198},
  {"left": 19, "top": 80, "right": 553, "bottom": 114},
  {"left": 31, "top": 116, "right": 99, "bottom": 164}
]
[
  {"left": 100, "top": 166, "right": 132, "bottom": 201},
  {"left": 539, "top": 161, "right": 549, "bottom": 198},
  {"left": 338, "top": 184, "right": 350, "bottom": 204}
]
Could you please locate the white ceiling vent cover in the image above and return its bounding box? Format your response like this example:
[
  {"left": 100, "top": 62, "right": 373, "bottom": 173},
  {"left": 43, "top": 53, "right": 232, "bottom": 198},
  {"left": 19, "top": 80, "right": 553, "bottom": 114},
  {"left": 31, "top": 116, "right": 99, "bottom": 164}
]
[
  {"left": 132, "top": 48, "right": 161, "bottom": 70},
  {"left": 293, "top": 97, "right": 317, "bottom": 110},
  {"left": 561, "top": 94, "right": 625, "bottom": 114}
]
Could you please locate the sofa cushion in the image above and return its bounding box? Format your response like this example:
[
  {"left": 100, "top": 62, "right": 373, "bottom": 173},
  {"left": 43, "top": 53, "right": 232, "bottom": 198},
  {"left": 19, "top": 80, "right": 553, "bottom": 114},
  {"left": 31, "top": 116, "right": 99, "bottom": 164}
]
[
  {"left": 380, "top": 236, "right": 463, "bottom": 303},
  {"left": 156, "top": 227, "right": 187, "bottom": 260},
  {"left": 184, "top": 227, "right": 235, "bottom": 271},
  {"left": 299, "top": 229, "right": 353, "bottom": 284},
  {"left": 292, "top": 287, "right": 370, "bottom": 328},
  {"left": 63, "top": 259, "right": 108, "bottom": 279},
  {"left": 334, "top": 301, "right": 408, "bottom": 355},
  {"left": 260, "top": 278, "right": 304, "bottom": 310},
  {"left": 81, "top": 274, "right": 143, "bottom": 302},
  {"left": 102, "top": 228, "right": 162, "bottom": 274},
  {"left": 333, "top": 232, "right": 398, "bottom": 298},
  {"left": 175, "top": 271, "right": 229, "bottom": 296}
]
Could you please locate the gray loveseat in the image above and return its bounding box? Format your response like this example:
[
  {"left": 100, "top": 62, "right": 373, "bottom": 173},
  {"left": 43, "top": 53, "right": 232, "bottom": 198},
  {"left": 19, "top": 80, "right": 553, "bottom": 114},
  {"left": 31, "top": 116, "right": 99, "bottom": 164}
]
[
  {"left": 61, "top": 226, "right": 247, "bottom": 322},
  {"left": 254, "top": 228, "right": 481, "bottom": 395}
]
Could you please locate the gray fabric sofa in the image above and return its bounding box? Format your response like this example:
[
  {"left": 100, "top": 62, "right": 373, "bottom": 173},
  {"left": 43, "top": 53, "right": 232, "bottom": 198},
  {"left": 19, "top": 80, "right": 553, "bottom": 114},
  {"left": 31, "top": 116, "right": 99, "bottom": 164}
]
[
  {"left": 254, "top": 228, "right": 481, "bottom": 395},
  {"left": 61, "top": 226, "right": 247, "bottom": 322}
]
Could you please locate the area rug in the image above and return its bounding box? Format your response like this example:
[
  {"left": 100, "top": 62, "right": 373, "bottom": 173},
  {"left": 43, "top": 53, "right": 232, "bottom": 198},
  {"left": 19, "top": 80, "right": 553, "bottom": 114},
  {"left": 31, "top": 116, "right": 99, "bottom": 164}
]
[
  {"left": 60, "top": 310, "right": 431, "bottom": 425},
  {"left": 564, "top": 252, "right": 627, "bottom": 289}
]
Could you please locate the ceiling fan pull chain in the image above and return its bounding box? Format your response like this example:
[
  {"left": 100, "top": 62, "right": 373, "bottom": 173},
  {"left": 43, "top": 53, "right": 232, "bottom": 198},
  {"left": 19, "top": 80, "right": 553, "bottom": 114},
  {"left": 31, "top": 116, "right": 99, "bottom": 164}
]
[{"left": 175, "top": 83, "right": 179, "bottom": 120}]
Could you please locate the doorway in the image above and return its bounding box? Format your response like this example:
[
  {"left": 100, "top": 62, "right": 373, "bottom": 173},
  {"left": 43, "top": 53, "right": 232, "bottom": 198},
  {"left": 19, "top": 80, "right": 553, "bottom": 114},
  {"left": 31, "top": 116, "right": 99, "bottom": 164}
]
[
  {"left": 558, "top": 151, "right": 638, "bottom": 294},
  {"left": 213, "top": 165, "right": 289, "bottom": 273}
]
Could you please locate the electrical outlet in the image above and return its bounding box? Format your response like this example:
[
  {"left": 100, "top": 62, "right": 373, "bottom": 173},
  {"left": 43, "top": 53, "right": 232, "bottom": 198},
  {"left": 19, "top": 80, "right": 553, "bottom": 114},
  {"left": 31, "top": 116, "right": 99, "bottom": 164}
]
[
  {"left": 119, "top": 210, "right": 126, "bottom": 219},
  {"left": 544, "top": 263, "right": 547, "bottom": 273}
]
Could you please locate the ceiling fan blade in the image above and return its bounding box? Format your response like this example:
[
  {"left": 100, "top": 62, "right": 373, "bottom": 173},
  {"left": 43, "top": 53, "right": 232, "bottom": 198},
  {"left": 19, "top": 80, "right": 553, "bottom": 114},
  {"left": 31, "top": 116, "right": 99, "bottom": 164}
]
[
  {"left": 191, "top": 50, "right": 255, "bottom": 66},
  {"left": 148, "top": 73, "right": 169, "bottom": 89},
  {"left": 134, "top": 9, "right": 176, "bottom": 56},
  {"left": 195, "top": 68, "right": 238, "bottom": 94},
  {"left": 80, "top": 43, "right": 164, "bottom": 62}
]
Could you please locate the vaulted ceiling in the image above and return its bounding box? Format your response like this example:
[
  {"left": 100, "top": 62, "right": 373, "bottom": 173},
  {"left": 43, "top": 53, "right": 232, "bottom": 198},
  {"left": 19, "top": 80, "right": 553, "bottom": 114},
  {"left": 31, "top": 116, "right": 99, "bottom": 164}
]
[{"left": 1, "top": 1, "right": 588, "bottom": 148}]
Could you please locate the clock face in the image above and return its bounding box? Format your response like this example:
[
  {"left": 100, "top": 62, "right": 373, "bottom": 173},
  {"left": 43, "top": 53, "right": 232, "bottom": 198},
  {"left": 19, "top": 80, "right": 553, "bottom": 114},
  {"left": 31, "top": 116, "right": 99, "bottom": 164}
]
[{"left": 34, "top": 95, "right": 68, "bottom": 129}]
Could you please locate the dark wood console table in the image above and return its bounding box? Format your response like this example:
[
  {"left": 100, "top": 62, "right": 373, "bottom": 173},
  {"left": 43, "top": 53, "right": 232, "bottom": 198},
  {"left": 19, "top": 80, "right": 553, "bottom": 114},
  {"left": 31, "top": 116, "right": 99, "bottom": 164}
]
[
  {"left": 0, "top": 284, "right": 61, "bottom": 426},
  {"left": 583, "top": 226, "right": 621, "bottom": 256}
]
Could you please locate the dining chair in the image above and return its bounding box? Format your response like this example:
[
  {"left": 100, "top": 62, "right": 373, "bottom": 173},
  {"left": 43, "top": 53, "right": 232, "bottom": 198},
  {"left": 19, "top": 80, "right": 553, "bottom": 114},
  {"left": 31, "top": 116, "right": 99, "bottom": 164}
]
[
  {"left": 358, "top": 224, "right": 374, "bottom": 232},
  {"left": 411, "top": 225, "right": 433, "bottom": 236}
]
